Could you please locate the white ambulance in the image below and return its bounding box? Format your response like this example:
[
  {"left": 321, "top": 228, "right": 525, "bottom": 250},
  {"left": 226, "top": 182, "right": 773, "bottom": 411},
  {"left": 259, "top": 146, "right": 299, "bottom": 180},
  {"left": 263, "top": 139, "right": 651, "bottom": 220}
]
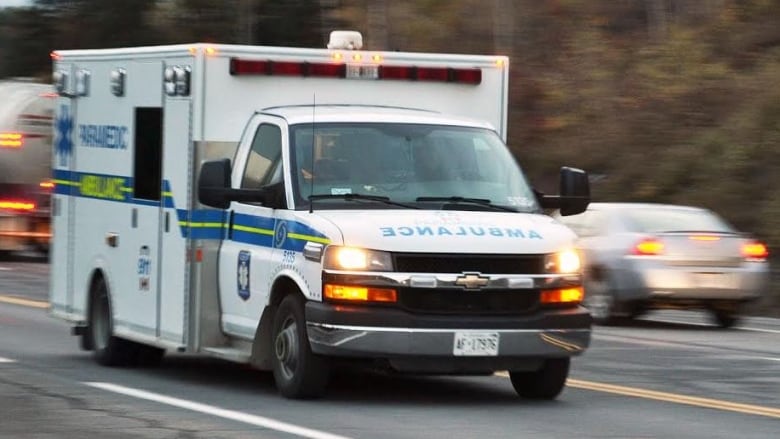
[{"left": 49, "top": 31, "right": 591, "bottom": 399}]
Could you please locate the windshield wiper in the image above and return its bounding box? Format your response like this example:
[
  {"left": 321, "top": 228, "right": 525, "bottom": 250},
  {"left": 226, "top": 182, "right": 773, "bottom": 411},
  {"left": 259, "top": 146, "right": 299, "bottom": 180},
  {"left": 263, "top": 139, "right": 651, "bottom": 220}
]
[
  {"left": 415, "top": 196, "right": 518, "bottom": 212},
  {"left": 309, "top": 193, "right": 419, "bottom": 210}
]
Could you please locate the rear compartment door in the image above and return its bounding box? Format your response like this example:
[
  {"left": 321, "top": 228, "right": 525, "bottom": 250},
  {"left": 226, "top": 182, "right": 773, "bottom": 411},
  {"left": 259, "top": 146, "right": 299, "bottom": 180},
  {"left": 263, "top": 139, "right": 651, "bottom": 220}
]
[{"left": 158, "top": 61, "right": 194, "bottom": 345}]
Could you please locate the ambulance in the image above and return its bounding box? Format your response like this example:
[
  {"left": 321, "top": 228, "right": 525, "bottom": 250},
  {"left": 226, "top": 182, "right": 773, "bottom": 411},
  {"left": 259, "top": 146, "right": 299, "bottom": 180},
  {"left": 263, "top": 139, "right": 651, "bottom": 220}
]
[
  {"left": 0, "top": 80, "right": 55, "bottom": 254},
  {"left": 49, "top": 31, "right": 591, "bottom": 399}
]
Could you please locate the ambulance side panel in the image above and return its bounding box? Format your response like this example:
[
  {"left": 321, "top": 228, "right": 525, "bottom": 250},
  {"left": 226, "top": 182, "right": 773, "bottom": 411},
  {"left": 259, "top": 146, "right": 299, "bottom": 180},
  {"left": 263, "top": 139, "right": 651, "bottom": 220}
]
[{"left": 80, "top": 60, "right": 162, "bottom": 341}]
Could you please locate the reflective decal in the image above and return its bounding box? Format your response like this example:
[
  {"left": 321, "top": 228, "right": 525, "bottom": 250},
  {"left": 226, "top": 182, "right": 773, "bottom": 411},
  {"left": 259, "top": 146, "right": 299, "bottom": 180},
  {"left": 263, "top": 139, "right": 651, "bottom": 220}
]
[
  {"left": 237, "top": 250, "right": 251, "bottom": 301},
  {"left": 137, "top": 245, "right": 151, "bottom": 291},
  {"left": 55, "top": 104, "right": 73, "bottom": 167}
]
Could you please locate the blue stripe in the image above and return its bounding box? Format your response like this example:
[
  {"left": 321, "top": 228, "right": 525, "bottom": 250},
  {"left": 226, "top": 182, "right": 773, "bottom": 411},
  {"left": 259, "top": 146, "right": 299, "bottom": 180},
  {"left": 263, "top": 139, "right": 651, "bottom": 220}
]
[{"left": 52, "top": 170, "right": 329, "bottom": 247}]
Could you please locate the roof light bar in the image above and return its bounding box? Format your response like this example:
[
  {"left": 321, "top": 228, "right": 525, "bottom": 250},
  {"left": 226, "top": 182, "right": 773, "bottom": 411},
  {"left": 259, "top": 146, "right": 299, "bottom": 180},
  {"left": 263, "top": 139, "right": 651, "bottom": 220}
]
[{"left": 229, "top": 57, "right": 482, "bottom": 84}]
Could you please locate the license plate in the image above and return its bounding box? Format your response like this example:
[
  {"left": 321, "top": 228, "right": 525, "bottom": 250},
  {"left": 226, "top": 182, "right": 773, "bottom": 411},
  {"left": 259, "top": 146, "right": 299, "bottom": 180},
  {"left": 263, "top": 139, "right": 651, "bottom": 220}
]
[
  {"left": 453, "top": 332, "right": 499, "bottom": 356},
  {"left": 693, "top": 272, "right": 732, "bottom": 289}
]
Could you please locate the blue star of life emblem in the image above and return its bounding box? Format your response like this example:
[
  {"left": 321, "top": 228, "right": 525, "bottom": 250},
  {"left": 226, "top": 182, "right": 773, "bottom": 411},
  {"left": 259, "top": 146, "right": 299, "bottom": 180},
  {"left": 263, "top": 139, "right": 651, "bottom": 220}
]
[
  {"left": 237, "top": 250, "right": 251, "bottom": 301},
  {"left": 55, "top": 104, "right": 73, "bottom": 166},
  {"left": 274, "top": 220, "right": 288, "bottom": 249}
]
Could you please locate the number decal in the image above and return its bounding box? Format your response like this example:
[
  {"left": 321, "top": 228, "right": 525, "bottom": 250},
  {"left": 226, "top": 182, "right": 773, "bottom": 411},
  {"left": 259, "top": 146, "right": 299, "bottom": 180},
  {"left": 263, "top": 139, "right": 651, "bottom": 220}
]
[{"left": 282, "top": 250, "right": 296, "bottom": 266}]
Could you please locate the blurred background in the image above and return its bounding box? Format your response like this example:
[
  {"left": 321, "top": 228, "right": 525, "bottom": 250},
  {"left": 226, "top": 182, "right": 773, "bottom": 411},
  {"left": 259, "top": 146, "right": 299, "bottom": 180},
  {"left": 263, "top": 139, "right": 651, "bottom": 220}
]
[{"left": 1, "top": 0, "right": 778, "bottom": 313}]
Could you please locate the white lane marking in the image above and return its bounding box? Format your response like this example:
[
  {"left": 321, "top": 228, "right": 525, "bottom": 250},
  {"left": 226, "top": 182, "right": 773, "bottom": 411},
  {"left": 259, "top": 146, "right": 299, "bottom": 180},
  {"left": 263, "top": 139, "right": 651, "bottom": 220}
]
[
  {"left": 763, "top": 358, "right": 780, "bottom": 362},
  {"left": 0, "top": 356, "right": 16, "bottom": 363},
  {"left": 0, "top": 267, "right": 10, "bottom": 271},
  {"left": 85, "top": 382, "right": 353, "bottom": 439},
  {"left": 647, "top": 318, "right": 780, "bottom": 334}
]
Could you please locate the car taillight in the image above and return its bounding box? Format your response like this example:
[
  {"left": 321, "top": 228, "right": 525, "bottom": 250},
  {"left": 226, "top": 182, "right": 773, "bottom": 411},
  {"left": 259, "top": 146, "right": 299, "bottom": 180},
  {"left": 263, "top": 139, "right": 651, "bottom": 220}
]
[
  {"left": 0, "top": 132, "right": 23, "bottom": 148},
  {"left": 0, "top": 199, "right": 35, "bottom": 211},
  {"left": 741, "top": 241, "right": 768, "bottom": 262},
  {"left": 632, "top": 238, "right": 664, "bottom": 256}
]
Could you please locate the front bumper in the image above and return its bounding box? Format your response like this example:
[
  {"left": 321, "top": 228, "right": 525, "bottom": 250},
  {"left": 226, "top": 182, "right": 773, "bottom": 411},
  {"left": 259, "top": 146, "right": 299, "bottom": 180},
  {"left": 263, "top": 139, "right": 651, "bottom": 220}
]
[{"left": 305, "top": 301, "right": 591, "bottom": 372}]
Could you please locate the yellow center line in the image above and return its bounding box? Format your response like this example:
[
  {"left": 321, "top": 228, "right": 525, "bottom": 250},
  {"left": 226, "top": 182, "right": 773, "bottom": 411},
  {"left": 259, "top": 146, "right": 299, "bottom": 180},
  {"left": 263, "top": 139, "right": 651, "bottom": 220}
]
[
  {"left": 0, "top": 295, "right": 49, "bottom": 309},
  {"left": 495, "top": 372, "right": 780, "bottom": 418}
]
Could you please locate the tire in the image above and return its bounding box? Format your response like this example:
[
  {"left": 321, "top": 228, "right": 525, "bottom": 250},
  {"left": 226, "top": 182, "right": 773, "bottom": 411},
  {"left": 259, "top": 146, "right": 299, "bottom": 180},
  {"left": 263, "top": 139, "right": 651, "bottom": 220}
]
[
  {"left": 89, "top": 276, "right": 134, "bottom": 366},
  {"left": 711, "top": 310, "right": 740, "bottom": 329},
  {"left": 271, "top": 294, "right": 329, "bottom": 399},
  {"left": 510, "top": 358, "right": 570, "bottom": 400}
]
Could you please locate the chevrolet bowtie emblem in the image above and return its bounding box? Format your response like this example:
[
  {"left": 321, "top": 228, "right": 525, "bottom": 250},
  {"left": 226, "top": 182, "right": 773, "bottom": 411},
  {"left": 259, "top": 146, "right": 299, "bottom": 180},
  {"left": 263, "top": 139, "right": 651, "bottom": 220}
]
[{"left": 455, "top": 273, "right": 489, "bottom": 289}]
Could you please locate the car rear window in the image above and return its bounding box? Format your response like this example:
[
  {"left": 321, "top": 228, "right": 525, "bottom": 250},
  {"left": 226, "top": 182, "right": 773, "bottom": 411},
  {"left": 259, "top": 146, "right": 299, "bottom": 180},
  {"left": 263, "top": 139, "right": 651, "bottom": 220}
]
[{"left": 621, "top": 207, "right": 734, "bottom": 233}]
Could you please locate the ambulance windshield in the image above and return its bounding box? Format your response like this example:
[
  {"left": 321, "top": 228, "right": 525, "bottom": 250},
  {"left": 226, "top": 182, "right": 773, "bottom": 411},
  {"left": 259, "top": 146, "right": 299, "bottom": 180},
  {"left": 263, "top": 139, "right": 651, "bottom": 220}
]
[{"left": 290, "top": 123, "right": 539, "bottom": 212}]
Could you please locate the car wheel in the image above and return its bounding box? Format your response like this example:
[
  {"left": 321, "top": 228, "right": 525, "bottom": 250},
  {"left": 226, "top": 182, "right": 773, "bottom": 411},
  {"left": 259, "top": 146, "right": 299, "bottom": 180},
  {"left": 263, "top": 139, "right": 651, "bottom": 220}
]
[
  {"left": 89, "top": 276, "right": 134, "bottom": 366},
  {"left": 584, "top": 273, "right": 618, "bottom": 325},
  {"left": 509, "top": 358, "right": 570, "bottom": 400},
  {"left": 711, "top": 310, "right": 740, "bottom": 328},
  {"left": 272, "top": 294, "right": 329, "bottom": 399}
]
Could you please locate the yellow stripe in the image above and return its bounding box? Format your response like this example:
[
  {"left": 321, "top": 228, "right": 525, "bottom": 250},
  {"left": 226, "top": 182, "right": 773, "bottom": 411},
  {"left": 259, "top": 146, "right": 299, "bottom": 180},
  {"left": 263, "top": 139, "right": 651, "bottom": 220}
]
[
  {"left": 53, "top": 179, "right": 80, "bottom": 187},
  {"left": 120, "top": 187, "right": 133, "bottom": 192},
  {"left": 162, "top": 191, "right": 173, "bottom": 197},
  {"left": 0, "top": 295, "right": 49, "bottom": 309},
  {"left": 183, "top": 221, "right": 227, "bottom": 229},
  {"left": 494, "top": 372, "right": 780, "bottom": 419},
  {"left": 233, "top": 224, "right": 275, "bottom": 236},
  {"left": 288, "top": 232, "right": 330, "bottom": 244}
]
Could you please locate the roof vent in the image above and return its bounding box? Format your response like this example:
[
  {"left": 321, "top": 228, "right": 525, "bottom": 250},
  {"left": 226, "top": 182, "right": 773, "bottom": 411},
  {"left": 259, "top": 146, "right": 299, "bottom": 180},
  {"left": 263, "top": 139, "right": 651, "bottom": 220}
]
[{"left": 327, "top": 30, "right": 363, "bottom": 50}]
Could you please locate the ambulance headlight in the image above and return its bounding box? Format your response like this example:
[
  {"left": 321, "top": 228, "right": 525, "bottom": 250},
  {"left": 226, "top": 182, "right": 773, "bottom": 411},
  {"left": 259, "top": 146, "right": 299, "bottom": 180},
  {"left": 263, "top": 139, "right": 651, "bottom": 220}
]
[
  {"left": 544, "top": 249, "right": 581, "bottom": 274},
  {"left": 323, "top": 246, "right": 393, "bottom": 271}
]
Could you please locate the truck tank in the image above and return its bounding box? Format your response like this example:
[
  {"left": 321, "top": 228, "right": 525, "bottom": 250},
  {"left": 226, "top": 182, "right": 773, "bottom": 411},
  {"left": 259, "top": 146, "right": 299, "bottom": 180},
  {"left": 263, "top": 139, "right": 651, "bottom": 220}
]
[{"left": 0, "top": 80, "right": 55, "bottom": 253}]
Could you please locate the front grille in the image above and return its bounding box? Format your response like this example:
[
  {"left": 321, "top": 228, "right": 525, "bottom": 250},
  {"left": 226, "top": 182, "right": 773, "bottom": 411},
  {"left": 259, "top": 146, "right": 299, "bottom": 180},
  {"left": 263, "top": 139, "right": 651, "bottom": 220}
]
[
  {"left": 393, "top": 253, "right": 545, "bottom": 274},
  {"left": 398, "top": 287, "right": 540, "bottom": 315}
]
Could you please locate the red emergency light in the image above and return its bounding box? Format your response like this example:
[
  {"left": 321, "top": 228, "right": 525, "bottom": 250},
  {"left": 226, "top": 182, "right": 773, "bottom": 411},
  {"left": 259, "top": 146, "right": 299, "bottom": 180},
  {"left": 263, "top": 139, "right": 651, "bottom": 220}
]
[
  {"left": 229, "top": 57, "right": 482, "bottom": 85},
  {"left": 0, "top": 132, "right": 23, "bottom": 148},
  {"left": 230, "top": 59, "right": 347, "bottom": 78}
]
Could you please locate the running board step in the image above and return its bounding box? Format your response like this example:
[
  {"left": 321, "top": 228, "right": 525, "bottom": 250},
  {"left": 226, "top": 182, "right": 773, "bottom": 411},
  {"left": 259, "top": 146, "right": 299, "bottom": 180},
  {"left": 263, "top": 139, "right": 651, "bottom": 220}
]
[{"left": 202, "top": 346, "right": 251, "bottom": 363}]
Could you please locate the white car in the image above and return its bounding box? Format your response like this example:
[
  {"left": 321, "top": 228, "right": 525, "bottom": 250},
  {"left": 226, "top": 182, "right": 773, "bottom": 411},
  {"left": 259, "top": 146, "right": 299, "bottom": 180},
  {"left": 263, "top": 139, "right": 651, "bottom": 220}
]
[{"left": 554, "top": 203, "right": 770, "bottom": 327}]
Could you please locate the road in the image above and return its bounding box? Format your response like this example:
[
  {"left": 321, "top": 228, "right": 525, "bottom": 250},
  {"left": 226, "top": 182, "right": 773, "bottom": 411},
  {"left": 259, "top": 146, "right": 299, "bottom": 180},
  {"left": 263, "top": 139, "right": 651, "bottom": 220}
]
[{"left": 1, "top": 258, "right": 778, "bottom": 439}]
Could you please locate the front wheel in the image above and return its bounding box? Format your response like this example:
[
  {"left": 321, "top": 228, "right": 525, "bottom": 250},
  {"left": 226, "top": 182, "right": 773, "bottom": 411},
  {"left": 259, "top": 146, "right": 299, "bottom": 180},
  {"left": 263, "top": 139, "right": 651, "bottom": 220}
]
[
  {"left": 509, "top": 358, "right": 570, "bottom": 400},
  {"left": 271, "top": 294, "right": 329, "bottom": 399}
]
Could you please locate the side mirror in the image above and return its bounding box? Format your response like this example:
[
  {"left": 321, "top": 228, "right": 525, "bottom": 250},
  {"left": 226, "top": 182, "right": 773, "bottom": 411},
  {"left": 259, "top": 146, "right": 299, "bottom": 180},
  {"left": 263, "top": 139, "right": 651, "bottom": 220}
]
[
  {"left": 536, "top": 167, "right": 590, "bottom": 216},
  {"left": 198, "top": 159, "right": 232, "bottom": 209},
  {"left": 558, "top": 167, "right": 590, "bottom": 216}
]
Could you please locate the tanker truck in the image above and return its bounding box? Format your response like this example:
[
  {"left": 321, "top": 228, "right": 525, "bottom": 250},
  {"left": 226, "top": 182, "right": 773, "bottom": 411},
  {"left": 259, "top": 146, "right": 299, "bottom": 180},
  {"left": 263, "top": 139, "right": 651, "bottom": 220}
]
[{"left": 0, "top": 80, "right": 55, "bottom": 254}]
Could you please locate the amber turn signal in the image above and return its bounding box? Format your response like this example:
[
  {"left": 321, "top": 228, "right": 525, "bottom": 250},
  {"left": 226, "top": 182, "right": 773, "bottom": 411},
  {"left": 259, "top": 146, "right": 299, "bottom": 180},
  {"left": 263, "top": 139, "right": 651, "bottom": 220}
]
[
  {"left": 324, "top": 284, "right": 397, "bottom": 303},
  {"left": 540, "top": 287, "right": 584, "bottom": 304}
]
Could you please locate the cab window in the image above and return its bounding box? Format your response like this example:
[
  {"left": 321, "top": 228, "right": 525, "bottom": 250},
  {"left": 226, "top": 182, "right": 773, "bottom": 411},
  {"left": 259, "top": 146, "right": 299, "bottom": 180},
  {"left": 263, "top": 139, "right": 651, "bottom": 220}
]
[{"left": 241, "top": 124, "right": 282, "bottom": 189}]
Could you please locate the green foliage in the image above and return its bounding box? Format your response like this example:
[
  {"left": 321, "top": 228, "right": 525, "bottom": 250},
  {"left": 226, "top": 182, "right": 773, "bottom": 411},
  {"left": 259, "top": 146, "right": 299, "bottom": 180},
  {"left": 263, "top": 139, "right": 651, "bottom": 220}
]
[{"left": 0, "top": 0, "right": 778, "bottom": 260}]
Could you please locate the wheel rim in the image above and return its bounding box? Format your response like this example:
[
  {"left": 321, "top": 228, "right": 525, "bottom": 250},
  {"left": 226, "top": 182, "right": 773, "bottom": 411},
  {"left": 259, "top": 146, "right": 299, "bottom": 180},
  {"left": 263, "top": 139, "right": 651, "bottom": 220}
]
[
  {"left": 586, "top": 292, "right": 612, "bottom": 320},
  {"left": 585, "top": 280, "right": 613, "bottom": 320},
  {"left": 274, "top": 315, "right": 299, "bottom": 380}
]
